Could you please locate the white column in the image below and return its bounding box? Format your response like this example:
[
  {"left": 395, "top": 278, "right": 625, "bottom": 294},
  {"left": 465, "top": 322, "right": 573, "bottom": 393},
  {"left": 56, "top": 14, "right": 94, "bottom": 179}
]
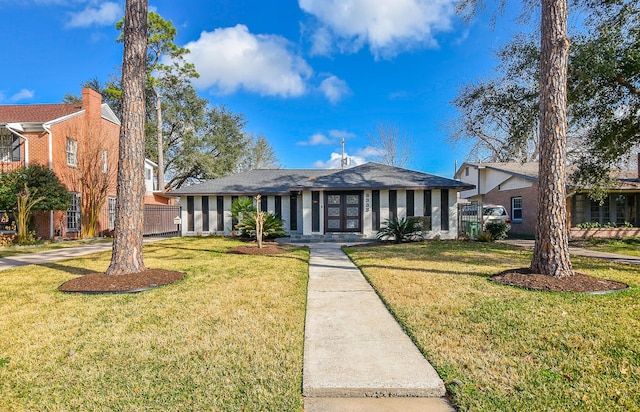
[
  {"left": 428, "top": 190, "right": 442, "bottom": 239},
  {"left": 194, "top": 196, "right": 202, "bottom": 233},
  {"left": 363, "top": 190, "right": 372, "bottom": 237},
  {"left": 223, "top": 196, "right": 233, "bottom": 235},
  {"left": 415, "top": 190, "right": 424, "bottom": 218},
  {"left": 281, "top": 195, "right": 291, "bottom": 232},
  {"left": 380, "top": 190, "right": 390, "bottom": 224},
  {"left": 397, "top": 189, "right": 407, "bottom": 219},
  {"left": 302, "top": 191, "right": 312, "bottom": 235}
]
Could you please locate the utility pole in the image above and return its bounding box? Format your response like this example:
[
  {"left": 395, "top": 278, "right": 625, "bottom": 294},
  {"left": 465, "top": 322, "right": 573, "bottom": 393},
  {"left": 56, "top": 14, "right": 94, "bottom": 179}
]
[{"left": 341, "top": 137, "right": 346, "bottom": 169}]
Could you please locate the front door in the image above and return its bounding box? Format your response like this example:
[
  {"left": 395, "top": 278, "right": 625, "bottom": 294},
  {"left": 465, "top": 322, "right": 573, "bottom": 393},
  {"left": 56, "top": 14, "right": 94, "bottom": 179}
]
[{"left": 325, "top": 191, "right": 362, "bottom": 232}]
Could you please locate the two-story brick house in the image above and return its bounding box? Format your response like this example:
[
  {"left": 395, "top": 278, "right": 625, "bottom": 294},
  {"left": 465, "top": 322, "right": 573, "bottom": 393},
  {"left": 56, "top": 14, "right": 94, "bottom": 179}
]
[{"left": 0, "top": 88, "right": 120, "bottom": 239}]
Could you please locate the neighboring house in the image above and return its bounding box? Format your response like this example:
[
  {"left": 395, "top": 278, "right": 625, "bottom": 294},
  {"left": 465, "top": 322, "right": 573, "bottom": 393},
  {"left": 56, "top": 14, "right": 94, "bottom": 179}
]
[
  {"left": 166, "top": 162, "right": 474, "bottom": 240},
  {"left": 0, "top": 88, "right": 120, "bottom": 239},
  {"left": 455, "top": 160, "right": 640, "bottom": 238},
  {"left": 455, "top": 162, "right": 539, "bottom": 236},
  {"left": 144, "top": 159, "right": 172, "bottom": 205}
]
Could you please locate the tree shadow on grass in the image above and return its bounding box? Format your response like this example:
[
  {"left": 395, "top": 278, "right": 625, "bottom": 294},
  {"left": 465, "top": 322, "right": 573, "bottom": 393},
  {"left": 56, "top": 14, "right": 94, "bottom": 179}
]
[
  {"left": 41, "top": 262, "right": 97, "bottom": 276},
  {"left": 355, "top": 263, "right": 496, "bottom": 278}
]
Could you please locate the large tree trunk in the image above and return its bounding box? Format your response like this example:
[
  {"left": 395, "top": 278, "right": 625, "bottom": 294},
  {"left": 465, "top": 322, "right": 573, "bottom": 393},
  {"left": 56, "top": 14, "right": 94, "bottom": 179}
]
[
  {"left": 530, "top": 0, "right": 573, "bottom": 278},
  {"left": 106, "top": 0, "right": 148, "bottom": 276},
  {"left": 155, "top": 88, "right": 165, "bottom": 192}
]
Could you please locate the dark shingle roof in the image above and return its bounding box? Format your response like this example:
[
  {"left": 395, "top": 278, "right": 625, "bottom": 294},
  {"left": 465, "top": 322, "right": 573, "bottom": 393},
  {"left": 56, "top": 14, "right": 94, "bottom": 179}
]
[
  {"left": 0, "top": 103, "right": 83, "bottom": 123},
  {"left": 167, "top": 169, "right": 337, "bottom": 196},
  {"left": 167, "top": 163, "right": 473, "bottom": 196},
  {"left": 293, "top": 162, "right": 474, "bottom": 190}
]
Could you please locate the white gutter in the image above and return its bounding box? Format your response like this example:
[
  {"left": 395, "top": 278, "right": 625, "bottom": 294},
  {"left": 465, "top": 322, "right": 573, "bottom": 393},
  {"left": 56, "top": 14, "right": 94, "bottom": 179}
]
[
  {"left": 41, "top": 123, "right": 54, "bottom": 239},
  {"left": 6, "top": 123, "right": 29, "bottom": 167},
  {"left": 42, "top": 122, "right": 54, "bottom": 170}
]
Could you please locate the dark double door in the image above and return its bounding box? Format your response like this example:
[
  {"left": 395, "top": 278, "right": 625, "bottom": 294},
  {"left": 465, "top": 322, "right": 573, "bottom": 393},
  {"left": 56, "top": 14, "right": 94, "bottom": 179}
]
[{"left": 325, "top": 191, "right": 362, "bottom": 232}]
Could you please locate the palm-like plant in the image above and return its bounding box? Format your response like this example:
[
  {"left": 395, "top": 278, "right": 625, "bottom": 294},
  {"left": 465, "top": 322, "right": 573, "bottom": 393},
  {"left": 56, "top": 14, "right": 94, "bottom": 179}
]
[{"left": 376, "top": 217, "right": 423, "bottom": 243}]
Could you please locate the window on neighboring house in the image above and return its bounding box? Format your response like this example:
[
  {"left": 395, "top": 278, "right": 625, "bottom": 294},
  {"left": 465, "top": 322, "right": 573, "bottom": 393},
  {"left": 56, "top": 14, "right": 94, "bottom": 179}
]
[
  {"left": 108, "top": 197, "right": 116, "bottom": 230},
  {"left": 102, "top": 151, "right": 108, "bottom": 173},
  {"left": 67, "top": 193, "right": 81, "bottom": 232},
  {"left": 145, "top": 167, "right": 152, "bottom": 180},
  {"left": 66, "top": 138, "right": 78, "bottom": 167},
  {"left": 0, "top": 130, "right": 19, "bottom": 162},
  {"left": 511, "top": 197, "right": 523, "bottom": 222}
]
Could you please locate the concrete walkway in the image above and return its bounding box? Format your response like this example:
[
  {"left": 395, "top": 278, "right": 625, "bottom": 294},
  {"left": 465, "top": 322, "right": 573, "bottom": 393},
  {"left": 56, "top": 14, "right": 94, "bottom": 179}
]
[
  {"left": 0, "top": 238, "right": 166, "bottom": 271},
  {"left": 501, "top": 239, "right": 640, "bottom": 266},
  {"left": 303, "top": 243, "right": 453, "bottom": 411}
]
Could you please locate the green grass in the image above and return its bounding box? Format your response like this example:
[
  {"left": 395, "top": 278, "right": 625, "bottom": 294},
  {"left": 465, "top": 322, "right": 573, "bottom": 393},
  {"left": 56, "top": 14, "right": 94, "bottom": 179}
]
[
  {"left": 0, "top": 237, "right": 113, "bottom": 258},
  {"left": 345, "top": 241, "right": 640, "bottom": 412},
  {"left": 572, "top": 237, "right": 640, "bottom": 257},
  {"left": 0, "top": 237, "right": 309, "bottom": 411}
]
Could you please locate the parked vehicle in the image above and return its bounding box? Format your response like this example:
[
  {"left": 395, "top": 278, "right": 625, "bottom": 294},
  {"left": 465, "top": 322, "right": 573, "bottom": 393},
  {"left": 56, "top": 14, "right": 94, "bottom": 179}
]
[{"left": 482, "top": 205, "right": 511, "bottom": 227}]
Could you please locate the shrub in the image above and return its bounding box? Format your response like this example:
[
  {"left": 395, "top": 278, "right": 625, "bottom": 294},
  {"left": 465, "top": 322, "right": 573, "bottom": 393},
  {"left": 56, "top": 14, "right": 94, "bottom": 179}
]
[
  {"left": 231, "top": 198, "right": 286, "bottom": 240},
  {"left": 236, "top": 212, "right": 286, "bottom": 239},
  {"left": 476, "top": 230, "right": 493, "bottom": 242},
  {"left": 376, "top": 217, "right": 423, "bottom": 243},
  {"left": 484, "top": 221, "right": 510, "bottom": 241}
]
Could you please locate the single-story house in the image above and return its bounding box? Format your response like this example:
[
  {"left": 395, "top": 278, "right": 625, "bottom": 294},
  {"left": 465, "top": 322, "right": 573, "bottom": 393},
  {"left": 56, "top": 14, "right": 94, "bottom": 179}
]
[
  {"left": 455, "top": 159, "right": 640, "bottom": 238},
  {"left": 166, "top": 162, "right": 474, "bottom": 240}
]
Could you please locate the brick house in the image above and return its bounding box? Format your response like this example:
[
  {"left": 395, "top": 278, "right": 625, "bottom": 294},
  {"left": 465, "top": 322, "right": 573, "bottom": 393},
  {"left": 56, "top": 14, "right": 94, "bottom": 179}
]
[
  {"left": 0, "top": 88, "right": 120, "bottom": 239},
  {"left": 455, "top": 161, "right": 640, "bottom": 238}
]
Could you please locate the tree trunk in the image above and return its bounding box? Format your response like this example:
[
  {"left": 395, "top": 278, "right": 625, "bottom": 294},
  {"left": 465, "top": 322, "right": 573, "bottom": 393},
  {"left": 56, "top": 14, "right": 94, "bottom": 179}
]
[
  {"left": 106, "top": 0, "right": 148, "bottom": 276},
  {"left": 530, "top": 0, "right": 573, "bottom": 278},
  {"left": 155, "top": 88, "right": 165, "bottom": 192}
]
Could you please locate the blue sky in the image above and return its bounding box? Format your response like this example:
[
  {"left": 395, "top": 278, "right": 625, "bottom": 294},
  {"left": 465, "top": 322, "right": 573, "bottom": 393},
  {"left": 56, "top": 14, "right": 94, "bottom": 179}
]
[{"left": 1, "top": 0, "right": 527, "bottom": 176}]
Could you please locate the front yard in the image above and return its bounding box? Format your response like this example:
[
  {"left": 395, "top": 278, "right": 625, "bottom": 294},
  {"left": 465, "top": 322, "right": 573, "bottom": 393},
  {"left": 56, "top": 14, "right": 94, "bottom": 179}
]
[
  {"left": 345, "top": 241, "right": 640, "bottom": 411},
  {"left": 0, "top": 237, "right": 309, "bottom": 411}
]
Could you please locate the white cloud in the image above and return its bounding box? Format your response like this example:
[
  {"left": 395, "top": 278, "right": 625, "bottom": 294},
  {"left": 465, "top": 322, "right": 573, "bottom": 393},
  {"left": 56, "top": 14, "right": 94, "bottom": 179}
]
[
  {"left": 184, "top": 24, "right": 313, "bottom": 97},
  {"left": 319, "top": 75, "right": 350, "bottom": 104},
  {"left": 314, "top": 152, "right": 366, "bottom": 169},
  {"left": 329, "top": 129, "right": 356, "bottom": 139},
  {"left": 355, "top": 146, "right": 382, "bottom": 158},
  {"left": 67, "top": 2, "right": 122, "bottom": 28},
  {"left": 298, "top": 132, "right": 333, "bottom": 146},
  {"left": 299, "top": 0, "right": 457, "bottom": 58},
  {"left": 9, "top": 89, "right": 35, "bottom": 102}
]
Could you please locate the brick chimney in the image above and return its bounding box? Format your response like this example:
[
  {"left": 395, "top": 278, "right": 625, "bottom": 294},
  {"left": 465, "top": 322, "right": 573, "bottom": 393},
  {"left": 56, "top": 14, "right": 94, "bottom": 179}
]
[{"left": 81, "top": 88, "right": 102, "bottom": 133}]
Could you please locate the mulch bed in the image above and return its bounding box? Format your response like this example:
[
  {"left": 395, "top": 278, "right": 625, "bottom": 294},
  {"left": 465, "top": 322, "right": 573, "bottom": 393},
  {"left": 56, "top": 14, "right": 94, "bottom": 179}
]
[
  {"left": 226, "top": 243, "right": 291, "bottom": 255},
  {"left": 58, "top": 269, "right": 185, "bottom": 294},
  {"left": 490, "top": 268, "right": 628, "bottom": 293}
]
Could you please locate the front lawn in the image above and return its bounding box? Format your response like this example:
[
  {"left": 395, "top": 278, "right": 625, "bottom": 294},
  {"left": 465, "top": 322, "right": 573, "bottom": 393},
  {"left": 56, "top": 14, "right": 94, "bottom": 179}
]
[
  {"left": 572, "top": 237, "right": 640, "bottom": 257},
  {"left": 0, "top": 237, "right": 113, "bottom": 258},
  {"left": 0, "top": 237, "right": 308, "bottom": 411},
  {"left": 345, "top": 241, "right": 640, "bottom": 411}
]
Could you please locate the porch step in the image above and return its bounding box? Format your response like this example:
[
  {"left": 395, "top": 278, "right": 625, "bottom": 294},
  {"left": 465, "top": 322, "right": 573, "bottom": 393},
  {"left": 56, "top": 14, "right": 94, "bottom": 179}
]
[{"left": 280, "top": 233, "right": 374, "bottom": 243}]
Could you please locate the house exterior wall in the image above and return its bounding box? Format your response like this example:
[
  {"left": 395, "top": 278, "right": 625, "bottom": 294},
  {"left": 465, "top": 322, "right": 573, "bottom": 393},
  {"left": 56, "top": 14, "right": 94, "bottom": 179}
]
[
  {"left": 458, "top": 165, "right": 480, "bottom": 199},
  {"left": 177, "top": 187, "right": 464, "bottom": 240},
  {"left": 482, "top": 182, "right": 538, "bottom": 236}
]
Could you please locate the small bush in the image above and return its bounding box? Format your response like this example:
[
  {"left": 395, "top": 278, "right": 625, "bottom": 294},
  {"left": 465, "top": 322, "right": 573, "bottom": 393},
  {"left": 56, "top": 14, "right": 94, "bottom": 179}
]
[
  {"left": 484, "top": 221, "right": 510, "bottom": 241},
  {"left": 377, "top": 217, "right": 423, "bottom": 243},
  {"left": 476, "top": 231, "right": 493, "bottom": 242},
  {"left": 0, "top": 232, "right": 16, "bottom": 247}
]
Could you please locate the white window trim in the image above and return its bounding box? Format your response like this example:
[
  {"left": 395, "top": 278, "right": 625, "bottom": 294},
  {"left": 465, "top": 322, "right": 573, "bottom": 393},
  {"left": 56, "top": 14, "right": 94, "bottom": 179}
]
[
  {"left": 511, "top": 196, "right": 523, "bottom": 222},
  {"left": 66, "top": 138, "right": 78, "bottom": 167}
]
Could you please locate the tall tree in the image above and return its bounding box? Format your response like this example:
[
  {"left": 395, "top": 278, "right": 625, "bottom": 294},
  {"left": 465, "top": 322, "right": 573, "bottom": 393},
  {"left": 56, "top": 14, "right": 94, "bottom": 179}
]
[
  {"left": 237, "top": 134, "right": 281, "bottom": 172},
  {"left": 106, "top": 0, "right": 148, "bottom": 276},
  {"left": 117, "top": 12, "right": 199, "bottom": 191},
  {"left": 531, "top": 0, "right": 573, "bottom": 278},
  {"left": 166, "top": 104, "right": 250, "bottom": 188},
  {"left": 452, "top": 0, "right": 640, "bottom": 193},
  {"left": 457, "top": 0, "right": 574, "bottom": 278},
  {"left": 366, "top": 123, "right": 414, "bottom": 167}
]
